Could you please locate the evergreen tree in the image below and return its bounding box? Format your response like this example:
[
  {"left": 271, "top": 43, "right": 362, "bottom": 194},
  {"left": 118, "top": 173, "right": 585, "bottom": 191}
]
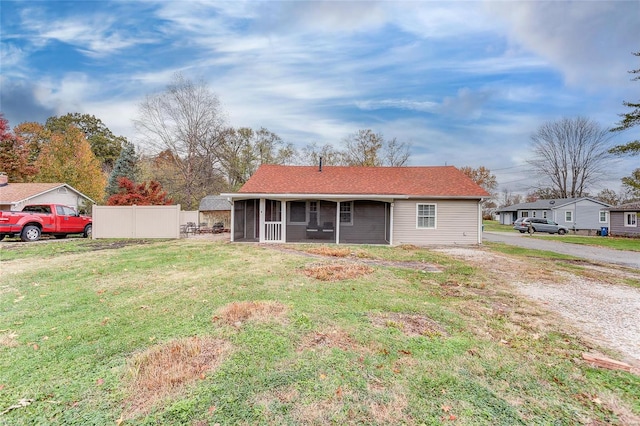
[{"left": 106, "top": 141, "right": 139, "bottom": 197}]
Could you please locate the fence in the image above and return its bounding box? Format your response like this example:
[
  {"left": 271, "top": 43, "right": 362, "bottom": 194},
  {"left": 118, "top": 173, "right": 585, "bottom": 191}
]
[{"left": 92, "top": 205, "right": 196, "bottom": 239}]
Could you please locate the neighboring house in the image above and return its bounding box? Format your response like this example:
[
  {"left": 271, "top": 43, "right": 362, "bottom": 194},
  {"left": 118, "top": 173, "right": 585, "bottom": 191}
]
[
  {"left": 198, "top": 195, "right": 232, "bottom": 228},
  {"left": 0, "top": 175, "right": 95, "bottom": 212},
  {"left": 606, "top": 202, "right": 640, "bottom": 237},
  {"left": 496, "top": 198, "right": 611, "bottom": 231},
  {"left": 221, "top": 164, "right": 489, "bottom": 246}
]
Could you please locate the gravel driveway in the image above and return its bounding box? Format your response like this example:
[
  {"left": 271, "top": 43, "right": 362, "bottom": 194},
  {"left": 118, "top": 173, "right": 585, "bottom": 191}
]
[
  {"left": 483, "top": 231, "right": 640, "bottom": 269},
  {"left": 438, "top": 241, "right": 640, "bottom": 366}
]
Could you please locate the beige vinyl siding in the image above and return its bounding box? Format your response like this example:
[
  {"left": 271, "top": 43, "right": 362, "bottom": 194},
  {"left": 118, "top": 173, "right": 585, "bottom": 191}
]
[{"left": 393, "top": 199, "right": 479, "bottom": 245}]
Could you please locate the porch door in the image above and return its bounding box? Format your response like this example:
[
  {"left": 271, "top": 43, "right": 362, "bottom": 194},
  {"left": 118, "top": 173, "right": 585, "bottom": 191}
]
[{"left": 264, "top": 199, "right": 283, "bottom": 242}]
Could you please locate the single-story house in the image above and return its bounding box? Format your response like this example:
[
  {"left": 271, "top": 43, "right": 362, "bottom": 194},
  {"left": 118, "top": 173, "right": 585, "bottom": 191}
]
[
  {"left": 0, "top": 174, "right": 94, "bottom": 212},
  {"left": 606, "top": 202, "right": 640, "bottom": 237},
  {"left": 198, "top": 195, "right": 232, "bottom": 229},
  {"left": 221, "top": 164, "right": 489, "bottom": 246},
  {"left": 495, "top": 198, "right": 611, "bottom": 232}
]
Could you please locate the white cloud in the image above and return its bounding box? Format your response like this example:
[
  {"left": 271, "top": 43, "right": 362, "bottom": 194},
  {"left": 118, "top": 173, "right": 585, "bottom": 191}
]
[
  {"left": 355, "top": 99, "right": 439, "bottom": 113},
  {"left": 17, "top": 6, "right": 152, "bottom": 58},
  {"left": 484, "top": 1, "right": 640, "bottom": 87}
]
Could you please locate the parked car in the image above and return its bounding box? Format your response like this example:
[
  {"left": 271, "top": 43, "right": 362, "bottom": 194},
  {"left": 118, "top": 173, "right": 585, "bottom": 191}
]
[{"left": 513, "top": 217, "right": 568, "bottom": 235}]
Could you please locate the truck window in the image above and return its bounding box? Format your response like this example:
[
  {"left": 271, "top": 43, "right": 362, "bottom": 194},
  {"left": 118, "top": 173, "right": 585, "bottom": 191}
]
[
  {"left": 56, "top": 205, "right": 77, "bottom": 216},
  {"left": 23, "top": 205, "right": 51, "bottom": 214}
]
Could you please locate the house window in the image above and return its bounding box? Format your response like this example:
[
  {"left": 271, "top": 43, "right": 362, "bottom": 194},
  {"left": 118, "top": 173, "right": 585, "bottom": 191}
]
[
  {"left": 532, "top": 211, "right": 536, "bottom": 218},
  {"left": 340, "top": 202, "right": 353, "bottom": 225},
  {"left": 599, "top": 211, "right": 607, "bottom": 223},
  {"left": 288, "top": 201, "right": 306, "bottom": 224},
  {"left": 416, "top": 203, "right": 436, "bottom": 229},
  {"left": 309, "top": 201, "right": 318, "bottom": 226},
  {"left": 625, "top": 212, "right": 637, "bottom": 227},
  {"left": 521, "top": 212, "right": 529, "bottom": 218},
  {"left": 565, "top": 211, "right": 573, "bottom": 222},
  {"left": 543, "top": 211, "right": 547, "bottom": 219}
]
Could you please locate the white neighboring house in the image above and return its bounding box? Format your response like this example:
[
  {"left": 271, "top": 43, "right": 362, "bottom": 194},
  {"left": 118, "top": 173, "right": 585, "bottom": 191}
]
[
  {"left": 0, "top": 175, "right": 95, "bottom": 212},
  {"left": 495, "top": 198, "right": 611, "bottom": 231}
]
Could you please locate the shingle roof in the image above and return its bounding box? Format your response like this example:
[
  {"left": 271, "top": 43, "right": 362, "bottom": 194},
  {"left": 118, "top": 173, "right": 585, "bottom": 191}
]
[
  {"left": 199, "top": 195, "right": 232, "bottom": 211},
  {"left": 607, "top": 202, "right": 640, "bottom": 212},
  {"left": 0, "top": 182, "right": 66, "bottom": 204},
  {"left": 237, "top": 165, "right": 489, "bottom": 198},
  {"left": 496, "top": 197, "right": 610, "bottom": 212}
]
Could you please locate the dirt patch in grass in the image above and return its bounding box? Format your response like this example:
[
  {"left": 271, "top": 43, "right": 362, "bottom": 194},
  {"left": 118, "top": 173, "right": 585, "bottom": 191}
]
[
  {"left": 84, "top": 239, "right": 154, "bottom": 251},
  {"left": 297, "top": 327, "right": 368, "bottom": 353},
  {"left": 369, "top": 312, "right": 448, "bottom": 338},
  {"left": 303, "top": 263, "right": 374, "bottom": 281},
  {"left": 305, "top": 246, "right": 352, "bottom": 257},
  {"left": 213, "top": 300, "right": 288, "bottom": 327},
  {"left": 0, "top": 330, "right": 19, "bottom": 348},
  {"left": 123, "top": 336, "right": 231, "bottom": 418}
]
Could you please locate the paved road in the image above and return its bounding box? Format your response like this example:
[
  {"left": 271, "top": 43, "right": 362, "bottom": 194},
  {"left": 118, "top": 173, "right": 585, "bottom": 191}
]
[{"left": 483, "top": 231, "right": 640, "bottom": 270}]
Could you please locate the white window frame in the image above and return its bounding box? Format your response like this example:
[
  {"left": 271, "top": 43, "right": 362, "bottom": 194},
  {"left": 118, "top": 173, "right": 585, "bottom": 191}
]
[
  {"left": 624, "top": 212, "right": 637, "bottom": 227},
  {"left": 309, "top": 201, "right": 319, "bottom": 226},
  {"left": 542, "top": 211, "right": 547, "bottom": 219},
  {"left": 532, "top": 211, "right": 537, "bottom": 218},
  {"left": 416, "top": 203, "right": 437, "bottom": 229},
  {"left": 339, "top": 201, "right": 353, "bottom": 226},
  {"left": 565, "top": 211, "right": 573, "bottom": 222},
  {"left": 521, "top": 211, "right": 529, "bottom": 218},
  {"left": 599, "top": 211, "right": 607, "bottom": 223}
]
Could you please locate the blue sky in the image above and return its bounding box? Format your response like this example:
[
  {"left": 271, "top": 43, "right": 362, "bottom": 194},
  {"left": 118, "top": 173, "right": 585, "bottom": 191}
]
[{"left": 1, "top": 0, "right": 638, "bottom": 195}]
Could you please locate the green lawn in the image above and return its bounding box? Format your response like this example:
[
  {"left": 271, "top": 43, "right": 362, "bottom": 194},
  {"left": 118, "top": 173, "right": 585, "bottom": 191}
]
[
  {"left": 1, "top": 239, "right": 638, "bottom": 425},
  {"left": 483, "top": 220, "right": 640, "bottom": 251}
]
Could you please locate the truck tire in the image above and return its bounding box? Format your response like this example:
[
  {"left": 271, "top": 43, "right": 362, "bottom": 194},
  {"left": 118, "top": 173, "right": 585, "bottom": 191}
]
[
  {"left": 83, "top": 224, "right": 92, "bottom": 238},
  {"left": 21, "top": 225, "right": 41, "bottom": 242}
]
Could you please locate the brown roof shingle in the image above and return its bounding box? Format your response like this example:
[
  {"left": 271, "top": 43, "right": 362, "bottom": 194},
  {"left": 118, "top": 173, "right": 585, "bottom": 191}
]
[
  {"left": 238, "top": 165, "right": 489, "bottom": 198},
  {"left": 0, "top": 183, "right": 66, "bottom": 204}
]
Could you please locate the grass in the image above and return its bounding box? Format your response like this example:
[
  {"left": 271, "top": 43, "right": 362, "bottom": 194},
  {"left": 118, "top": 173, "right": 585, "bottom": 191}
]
[
  {"left": 1, "top": 239, "right": 639, "bottom": 425},
  {"left": 483, "top": 220, "right": 640, "bottom": 251},
  {"left": 537, "top": 235, "right": 640, "bottom": 251}
]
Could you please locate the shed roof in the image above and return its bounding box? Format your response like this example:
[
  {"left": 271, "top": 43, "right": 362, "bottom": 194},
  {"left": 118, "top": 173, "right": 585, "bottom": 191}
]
[
  {"left": 235, "top": 165, "right": 489, "bottom": 198},
  {"left": 199, "top": 195, "right": 232, "bottom": 211}
]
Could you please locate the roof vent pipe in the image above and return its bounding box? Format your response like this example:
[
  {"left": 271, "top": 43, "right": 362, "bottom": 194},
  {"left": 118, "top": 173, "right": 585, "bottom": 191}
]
[{"left": 319, "top": 157, "right": 322, "bottom": 172}]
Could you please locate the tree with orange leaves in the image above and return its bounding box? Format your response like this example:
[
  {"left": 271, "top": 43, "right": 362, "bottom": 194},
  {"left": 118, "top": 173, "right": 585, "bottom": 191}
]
[
  {"left": 0, "top": 116, "right": 39, "bottom": 182},
  {"left": 34, "top": 124, "right": 106, "bottom": 202}
]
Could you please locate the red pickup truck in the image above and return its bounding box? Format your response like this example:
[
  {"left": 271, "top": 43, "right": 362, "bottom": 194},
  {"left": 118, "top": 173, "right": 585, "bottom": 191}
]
[{"left": 0, "top": 204, "right": 92, "bottom": 242}]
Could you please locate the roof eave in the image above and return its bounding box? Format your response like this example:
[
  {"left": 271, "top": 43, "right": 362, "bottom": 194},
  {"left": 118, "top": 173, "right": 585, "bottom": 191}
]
[{"left": 221, "top": 193, "right": 486, "bottom": 201}]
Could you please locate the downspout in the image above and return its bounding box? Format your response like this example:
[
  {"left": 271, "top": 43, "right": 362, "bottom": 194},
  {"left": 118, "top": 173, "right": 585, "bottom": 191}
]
[
  {"left": 389, "top": 202, "right": 394, "bottom": 245},
  {"left": 478, "top": 200, "right": 483, "bottom": 244}
]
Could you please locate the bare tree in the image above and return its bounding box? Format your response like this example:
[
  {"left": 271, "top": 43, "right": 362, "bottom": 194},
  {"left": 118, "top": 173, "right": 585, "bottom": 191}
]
[
  {"left": 343, "top": 129, "right": 383, "bottom": 166},
  {"left": 527, "top": 117, "right": 613, "bottom": 198},
  {"left": 342, "top": 129, "right": 410, "bottom": 166},
  {"left": 382, "top": 137, "right": 411, "bottom": 167},
  {"left": 135, "top": 73, "right": 227, "bottom": 209},
  {"left": 297, "top": 142, "right": 345, "bottom": 166},
  {"left": 216, "top": 127, "right": 296, "bottom": 190}
]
